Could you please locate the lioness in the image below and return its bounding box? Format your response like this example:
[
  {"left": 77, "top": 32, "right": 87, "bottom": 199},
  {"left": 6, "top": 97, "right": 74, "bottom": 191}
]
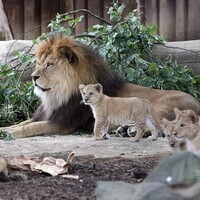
[
  {"left": 2, "top": 35, "right": 200, "bottom": 138},
  {"left": 173, "top": 107, "right": 200, "bottom": 156},
  {"left": 79, "top": 83, "right": 161, "bottom": 141}
]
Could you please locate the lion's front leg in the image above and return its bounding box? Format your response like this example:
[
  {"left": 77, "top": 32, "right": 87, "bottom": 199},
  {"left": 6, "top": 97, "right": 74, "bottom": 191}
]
[
  {"left": 94, "top": 120, "right": 109, "bottom": 140},
  {"left": 7, "top": 119, "right": 33, "bottom": 129},
  {"left": 2, "top": 121, "right": 70, "bottom": 139}
]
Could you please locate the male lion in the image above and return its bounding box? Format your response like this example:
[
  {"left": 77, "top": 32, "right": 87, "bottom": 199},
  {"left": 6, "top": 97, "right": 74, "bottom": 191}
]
[{"left": 2, "top": 35, "right": 200, "bottom": 138}]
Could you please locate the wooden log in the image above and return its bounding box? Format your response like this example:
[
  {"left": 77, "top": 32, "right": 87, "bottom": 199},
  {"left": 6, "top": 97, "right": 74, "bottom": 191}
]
[
  {"left": 0, "top": 39, "right": 200, "bottom": 84},
  {"left": 152, "top": 40, "right": 200, "bottom": 74}
]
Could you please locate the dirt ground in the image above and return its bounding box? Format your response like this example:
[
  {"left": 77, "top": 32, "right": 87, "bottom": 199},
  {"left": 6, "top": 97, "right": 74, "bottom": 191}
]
[{"left": 0, "top": 156, "right": 162, "bottom": 200}]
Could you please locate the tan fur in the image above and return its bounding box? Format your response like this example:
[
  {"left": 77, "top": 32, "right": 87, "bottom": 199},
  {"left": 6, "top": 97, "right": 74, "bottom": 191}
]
[
  {"left": 172, "top": 107, "right": 200, "bottom": 156},
  {"left": 0, "top": 156, "right": 8, "bottom": 181},
  {"left": 162, "top": 118, "right": 186, "bottom": 152},
  {"left": 79, "top": 83, "right": 160, "bottom": 141},
  {"left": 1, "top": 35, "right": 199, "bottom": 138}
]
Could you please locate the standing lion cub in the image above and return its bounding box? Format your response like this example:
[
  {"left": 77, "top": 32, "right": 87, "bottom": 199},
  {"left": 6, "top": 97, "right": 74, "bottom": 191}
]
[{"left": 79, "top": 83, "right": 160, "bottom": 141}]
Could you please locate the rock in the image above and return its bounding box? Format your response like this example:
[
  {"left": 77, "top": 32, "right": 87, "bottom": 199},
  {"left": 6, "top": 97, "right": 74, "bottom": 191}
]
[
  {"left": 145, "top": 151, "right": 200, "bottom": 187},
  {"left": 95, "top": 152, "right": 200, "bottom": 200},
  {"left": 0, "top": 40, "right": 35, "bottom": 80},
  {"left": 95, "top": 181, "right": 137, "bottom": 200},
  {"left": 95, "top": 181, "right": 184, "bottom": 200},
  {"left": 152, "top": 40, "right": 200, "bottom": 74}
]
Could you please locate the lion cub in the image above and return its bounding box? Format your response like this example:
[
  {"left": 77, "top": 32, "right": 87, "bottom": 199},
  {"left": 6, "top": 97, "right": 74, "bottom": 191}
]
[
  {"left": 79, "top": 83, "right": 160, "bottom": 141},
  {"left": 172, "top": 107, "right": 200, "bottom": 156},
  {"left": 0, "top": 156, "right": 8, "bottom": 181},
  {"left": 162, "top": 118, "right": 186, "bottom": 152}
]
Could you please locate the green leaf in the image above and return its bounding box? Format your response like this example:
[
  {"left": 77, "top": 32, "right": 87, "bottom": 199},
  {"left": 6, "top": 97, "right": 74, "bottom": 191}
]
[
  {"left": 148, "top": 25, "right": 157, "bottom": 34},
  {"left": 148, "top": 62, "right": 157, "bottom": 72}
]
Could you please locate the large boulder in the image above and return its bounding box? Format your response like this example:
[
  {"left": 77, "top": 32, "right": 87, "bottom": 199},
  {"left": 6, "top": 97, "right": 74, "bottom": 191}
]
[
  {"left": 145, "top": 152, "right": 200, "bottom": 187},
  {"left": 95, "top": 152, "right": 200, "bottom": 200},
  {"left": 0, "top": 40, "right": 35, "bottom": 80}
]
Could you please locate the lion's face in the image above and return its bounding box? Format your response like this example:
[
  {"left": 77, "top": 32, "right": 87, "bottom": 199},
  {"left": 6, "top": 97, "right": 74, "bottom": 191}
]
[
  {"left": 32, "top": 57, "right": 59, "bottom": 93},
  {"left": 173, "top": 108, "right": 199, "bottom": 140},
  {"left": 32, "top": 38, "right": 79, "bottom": 97},
  {"left": 162, "top": 118, "right": 180, "bottom": 148},
  {"left": 32, "top": 36, "right": 99, "bottom": 116}
]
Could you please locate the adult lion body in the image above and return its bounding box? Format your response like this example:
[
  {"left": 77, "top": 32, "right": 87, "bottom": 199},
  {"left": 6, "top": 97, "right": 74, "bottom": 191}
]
[{"left": 4, "top": 35, "right": 200, "bottom": 138}]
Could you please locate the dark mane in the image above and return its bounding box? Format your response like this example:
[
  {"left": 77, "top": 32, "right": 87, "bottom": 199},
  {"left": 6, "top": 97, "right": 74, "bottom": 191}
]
[{"left": 33, "top": 38, "right": 125, "bottom": 130}]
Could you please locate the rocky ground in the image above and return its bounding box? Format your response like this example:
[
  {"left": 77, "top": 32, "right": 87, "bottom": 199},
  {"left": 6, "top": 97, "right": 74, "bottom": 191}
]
[
  {"left": 0, "top": 156, "right": 162, "bottom": 200},
  {"left": 0, "top": 134, "right": 171, "bottom": 200}
]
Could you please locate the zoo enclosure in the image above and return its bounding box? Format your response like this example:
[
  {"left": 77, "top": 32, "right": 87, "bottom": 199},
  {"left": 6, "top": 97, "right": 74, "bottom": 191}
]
[{"left": 2, "top": 0, "right": 200, "bottom": 41}]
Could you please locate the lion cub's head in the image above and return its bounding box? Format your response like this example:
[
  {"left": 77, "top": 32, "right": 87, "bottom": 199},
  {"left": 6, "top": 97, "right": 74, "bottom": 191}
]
[
  {"left": 162, "top": 118, "right": 178, "bottom": 148},
  {"left": 173, "top": 107, "right": 199, "bottom": 140},
  {"left": 162, "top": 117, "right": 186, "bottom": 151},
  {"left": 79, "top": 84, "right": 103, "bottom": 105}
]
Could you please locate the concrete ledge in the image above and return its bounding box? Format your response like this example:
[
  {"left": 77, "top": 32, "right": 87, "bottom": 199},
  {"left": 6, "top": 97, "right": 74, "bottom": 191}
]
[
  {"left": 152, "top": 40, "right": 200, "bottom": 74},
  {"left": 0, "top": 135, "right": 171, "bottom": 160}
]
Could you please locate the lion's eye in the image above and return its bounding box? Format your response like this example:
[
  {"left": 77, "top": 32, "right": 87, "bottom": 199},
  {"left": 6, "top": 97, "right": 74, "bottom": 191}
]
[
  {"left": 45, "top": 63, "right": 53, "bottom": 69},
  {"left": 83, "top": 92, "right": 85, "bottom": 95},
  {"left": 180, "top": 124, "right": 185, "bottom": 127},
  {"left": 89, "top": 92, "right": 93, "bottom": 95}
]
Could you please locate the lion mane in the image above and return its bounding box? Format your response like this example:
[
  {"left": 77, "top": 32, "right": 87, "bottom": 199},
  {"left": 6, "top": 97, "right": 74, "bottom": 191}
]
[
  {"left": 3, "top": 35, "right": 200, "bottom": 138},
  {"left": 32, "top": 35, "right": 125, "bottom": 131}
]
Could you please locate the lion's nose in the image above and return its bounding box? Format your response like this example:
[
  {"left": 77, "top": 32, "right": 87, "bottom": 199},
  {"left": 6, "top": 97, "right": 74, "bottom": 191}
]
[
  {"left": 33, "top": 76, "right": 40, "bottom": 81},
  {"left": 170, "top": 143, "right": 175, "bottom": 147},
  {"left": 173, "top": 132, "right": 177, "bottom": 136}
]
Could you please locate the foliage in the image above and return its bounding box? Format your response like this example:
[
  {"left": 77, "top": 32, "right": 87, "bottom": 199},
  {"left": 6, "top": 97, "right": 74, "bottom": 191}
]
[
  {"left": 0, "top": 64, "right": 38, "bottom": 127},
  {"left": 0, "top": 0, "right": 199, "bottom": 127},
  {"left": 0, "top": 130, "right": 13, "bottom": 140}
]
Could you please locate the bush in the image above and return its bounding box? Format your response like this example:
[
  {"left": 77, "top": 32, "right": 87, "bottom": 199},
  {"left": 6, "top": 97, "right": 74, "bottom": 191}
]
[
  {"left": 0, "top": 0, "right": 199, "bottom": 127},
  {"left": 0, "top": 65, "right": 38, "bottom": 127}
]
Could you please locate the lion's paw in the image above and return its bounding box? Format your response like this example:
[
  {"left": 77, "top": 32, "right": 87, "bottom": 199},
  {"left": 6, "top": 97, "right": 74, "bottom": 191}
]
[
  {"left": 147, "top": 135, "right": 158, "bottom": 141},
  {"left": 102, "top": 133, "right": 110, "bottom": 140},
  {"left": 130, "top": 137, "right": 140, "bottom": 142},
  {"left": 93, "top": 136, "right": 103, "bottom": 141}
]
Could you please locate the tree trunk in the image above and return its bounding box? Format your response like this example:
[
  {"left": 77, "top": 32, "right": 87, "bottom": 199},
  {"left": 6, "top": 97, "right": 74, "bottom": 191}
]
[{"left": 0, "top": 0, "right": 13, "bottom": 40}]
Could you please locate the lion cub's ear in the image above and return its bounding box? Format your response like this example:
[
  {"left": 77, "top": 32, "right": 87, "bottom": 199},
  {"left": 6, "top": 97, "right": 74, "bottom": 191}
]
[
  {"left": 174, "top": 107, "right": 181, "bottom": 118},
  {"left": 58, "top": 46, "right": 78, "bottom": 65},
  {"left": 162, "top": 118, "right": 169, "bottom": 128},
  {"left": 79, "top": 84, "right": 85, "bottom": 92},
  {"left": 187, "top": 110, "right": 198, "bottom": 124},
  {"left": 94, "top": 83, "right": 103, "bottom": 94}
]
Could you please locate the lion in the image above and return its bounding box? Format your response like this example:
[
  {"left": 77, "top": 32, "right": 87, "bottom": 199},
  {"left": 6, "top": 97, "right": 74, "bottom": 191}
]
[
  {"left": 79, "top": 83, "right": 160, "bottom": 141},
  {"left": 172, "top": 107, "right": 200, "bottom": 156},
  {"left": 162, "top": 118, "right": 186, "bottom": 152},
  {"left": 2, "top": 35, "right": 200, "bottom": 139},
  {"left": 0, "top": 156, "right": 8, "bottom": 181}
]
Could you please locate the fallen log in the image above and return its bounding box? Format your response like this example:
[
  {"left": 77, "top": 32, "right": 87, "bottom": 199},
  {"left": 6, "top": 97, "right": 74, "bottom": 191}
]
[
  {"left": 0, "top": 39, "right": 200, "bottom": 82},
  {"left": 152, "top": 40, "right": 200, "bottom": 75}
]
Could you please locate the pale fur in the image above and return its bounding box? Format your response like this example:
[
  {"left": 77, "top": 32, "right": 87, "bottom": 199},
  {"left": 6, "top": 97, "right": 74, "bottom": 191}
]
[
  {"left": 162, "top": 118, "right": 186, "bottom": 152},
  {"left": 79, "top": 83, "right": 160, "bottom": 141},
  {"left": 0, "top": 156, "right": 8, "bottom": 180},
  {"left": 1, "top": 36, "right": 199, "bottom": 139},
  {"left": 172, "top": 107, "right": 200, "bottom": 156}
]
